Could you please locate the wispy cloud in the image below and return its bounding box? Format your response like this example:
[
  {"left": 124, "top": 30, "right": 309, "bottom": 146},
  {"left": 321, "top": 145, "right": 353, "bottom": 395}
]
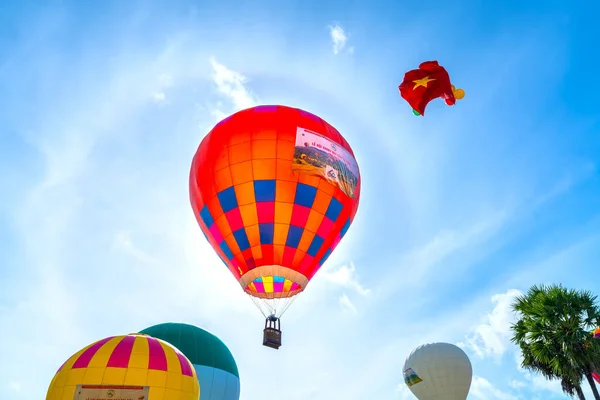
[
  {"left": 2, "top": 3, "right": 597, "bottom": 400},
  {"left": 514, "top": 353, "right": 564, "bottom": 396},
  {"left": 509, "top": 379, "right": 527, "bottom": 389},
  {"left": 339, "top": 293, "right": 358, "bottom": 314},
  {"left": 328, "top": 23, "right": 351, "bottom": 55},
  {"left": 1, "top": 41, "right": 256, "bottom": 398},
  {"left": 151, "top": 73, "right": 173, "bottom": 103},
  {"left": 209, "top": 57, "right": 258, "bottom": 120},
  {"left": 396, "top": 382, "right": 416, "bottom": 399},
  {"left": 461, "top": 289, "right": 571, "bottom": 398},
  {"left": 470, "top": 376, "right": 519, "bottom": 400},
  {"left": 375, "top": 210, "right": 509, "bottom": 301},
  {"left": 461, "top": 289, "right": 522, "bottom": 361},
  {"left": 7, "top": 381, "right": 21, "bottom": 393},
  {"left": 111, "top": 231, "right": 159, "bottom": 265},
  {"left": 319, "top": 261, "right": 370, "bottom": 296}
]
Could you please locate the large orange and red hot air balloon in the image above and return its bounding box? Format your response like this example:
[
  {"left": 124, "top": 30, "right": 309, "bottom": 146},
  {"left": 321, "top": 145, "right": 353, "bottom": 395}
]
[{"left": 189, "top": 105, "right": 361, "bottom": 348}]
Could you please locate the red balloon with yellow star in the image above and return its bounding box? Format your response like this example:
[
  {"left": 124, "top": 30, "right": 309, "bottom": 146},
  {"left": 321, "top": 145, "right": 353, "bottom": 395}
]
[{"left": 398, "top": 60, "right": 465, "bottom": 116}]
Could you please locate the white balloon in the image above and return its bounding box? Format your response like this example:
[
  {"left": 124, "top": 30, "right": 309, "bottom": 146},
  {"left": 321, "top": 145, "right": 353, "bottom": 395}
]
[{"left": 403, "top": 342, "right": 473, "bottom": 400}]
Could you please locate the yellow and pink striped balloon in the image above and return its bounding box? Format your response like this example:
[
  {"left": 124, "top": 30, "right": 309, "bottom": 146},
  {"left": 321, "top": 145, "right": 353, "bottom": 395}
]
[{"left": 46, "top": 334, "right": 200, "bottom": 400}]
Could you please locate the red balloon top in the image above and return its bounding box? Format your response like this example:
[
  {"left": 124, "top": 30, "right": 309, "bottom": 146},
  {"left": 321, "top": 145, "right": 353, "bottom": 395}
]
[{"left": 190, "top": 105, "right": 361, "bottom": 299}]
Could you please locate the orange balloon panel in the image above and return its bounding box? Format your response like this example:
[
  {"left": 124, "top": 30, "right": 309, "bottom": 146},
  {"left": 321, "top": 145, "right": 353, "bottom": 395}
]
[
  {"left": 46, "top": 334, "right": 200, "bottom": 400},
  {"left": 190, "top": 105, "right": 361, "bottom": 299}
]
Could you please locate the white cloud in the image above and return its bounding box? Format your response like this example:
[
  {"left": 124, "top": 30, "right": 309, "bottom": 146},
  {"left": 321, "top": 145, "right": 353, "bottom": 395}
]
[
  {"left": 412, "top": 211, "right": 508, "bottom": 277},
  {"left": 209, "top": 57, "right": 257, "bottom": 119},
  {"left": 152, "top": 91, "right": 166, "bottom": 102},
  {"left": 152, "top": 73, "right": 173, "bottom": 103},
  {"left": 464, "top": 296, "right": 570, "bottom": 398},
  {"left": 319, "top": 261, "right": 370, "bottom": 296},
  {"left": 463, "top": 289, "right": 522, "bottom": 360},
  {"left": 328, "top": 23, "right": 349, "bottom": 55},
  {"left": 8, "top": 381, "right": 21, "bottom": 393},
  {"left": 513, "top": 353, "right": 564, "bottom": 396},
  {"left": 111, "top": 230, "right": 159, "bottom": 265},
  {"left": 396, "top": 383, "right": 415, "bottom": 399},
  {"left": 151, "top": 73, "right": 173, "bottom": 102},
  {"left": 3, "top": 51, "right": 398, "bottom": 400},
  {"left": 2, "top": 10, "right": 591, "bottom": 400},
  {"left": 339, "top": 293, "right": 357, "bottom": 314},
  {"left": 0, "top": 45, "right": 254, "bottom": 399},
  {"left": 509, "top": 379, "right": 526, "bottom": 389},
  {"left": 376, "top": 211, "right": 509, "bottom": 301},
  {"left": 158, "top": 73, "right": 173, "bottom": 87},
  {"left": 470, "top": 376, "right": 519, "bottom": 400}
]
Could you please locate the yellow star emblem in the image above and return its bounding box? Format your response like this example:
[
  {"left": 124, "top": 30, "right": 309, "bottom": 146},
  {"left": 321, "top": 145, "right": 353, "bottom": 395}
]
[{"left": 412, "top": 76, "right": 435, "bottom": 89}]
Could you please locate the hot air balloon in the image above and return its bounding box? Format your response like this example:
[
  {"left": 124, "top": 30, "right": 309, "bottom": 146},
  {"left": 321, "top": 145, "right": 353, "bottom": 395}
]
[
  {"left": 189, "top": 105, "right": 361, "bottom": 349},
  {"left": 403, "top": 342, "right": 473, "bottom": 400},
  {"left": 46, "top": 334, "right": 200, "bottom": 400},
  {"left": 593, "top": 327, "right": 600, "bottom": 339},
  {"left": 140, "top": 322, "right": 240, "bottom": 400}
]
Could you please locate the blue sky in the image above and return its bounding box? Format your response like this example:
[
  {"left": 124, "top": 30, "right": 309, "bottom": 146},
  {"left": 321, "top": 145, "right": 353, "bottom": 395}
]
[{"left": 1, "top": 0, "right": 599, "bottom": 399}]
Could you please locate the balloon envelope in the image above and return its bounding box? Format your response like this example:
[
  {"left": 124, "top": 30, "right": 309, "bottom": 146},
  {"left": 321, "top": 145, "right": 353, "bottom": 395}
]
[
  {"left": 140, "top": 323, "right": 240, "bottom": 400},
  {"left": 46, "top": 334, "right": 199, "bottom": 400},
  {"left": 403, "top": 342, "right": 472, "bottom": 400},
  {"left": 189, "top": 105, "right": 361, "bottom": 317}
]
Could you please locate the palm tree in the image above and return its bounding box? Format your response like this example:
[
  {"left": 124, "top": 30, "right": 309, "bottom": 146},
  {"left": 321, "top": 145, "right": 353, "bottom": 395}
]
[
  {"left": 510, "top": 284, "right": 600, "bottom": 399},
  {"left": 516, "top": 324, "right": 586, "bottom": 399}
]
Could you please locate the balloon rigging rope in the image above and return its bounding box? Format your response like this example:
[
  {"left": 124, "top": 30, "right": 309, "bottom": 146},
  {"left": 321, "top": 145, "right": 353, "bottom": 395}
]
[{"left": 247, "top": 294, "right": 300, "bottom": 319}]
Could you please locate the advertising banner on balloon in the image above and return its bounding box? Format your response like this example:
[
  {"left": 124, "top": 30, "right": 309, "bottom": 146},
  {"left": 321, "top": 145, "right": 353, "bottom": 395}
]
[
  {"left": 403, "top": 367, "right": 423, "bottom": 387},
  {"left": 73, "top": 385, "right": 149, "bottom": 400},
  {"left": 292, "top": 127, "right": 359, "bottom": 198}
]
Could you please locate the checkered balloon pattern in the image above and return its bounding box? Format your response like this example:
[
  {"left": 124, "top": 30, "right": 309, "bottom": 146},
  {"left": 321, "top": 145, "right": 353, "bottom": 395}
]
[{"left": 190, "top": 105, "right": 361, "bottom": 302}]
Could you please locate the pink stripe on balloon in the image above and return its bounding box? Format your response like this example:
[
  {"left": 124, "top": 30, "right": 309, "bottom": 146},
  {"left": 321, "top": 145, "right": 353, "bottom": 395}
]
[
  {"left": 290, "top": 205, "right": 310, "bottom": 227},
  {"left": 147, "top": 337, "right": 168, "bottom": 371},
  {"left": 72, "top": 336, "right": 115, "bottom": 369},
  {"left": 225, "top": 208, "right": 245, "bottom": 231},
  {"left": 254, "top": 282, "right": 265, "bottom": 293},
  {"left": 316, "top": 218, "right": 334, "bottom": 238},
  {"left": 209, "top": 224, "right": 224, "bottom": 244},
  {"left": 593, "top": 372, "right": 600, "bottom": 384},
  {"left": 106, "top": 335, "right": 135, "bottom": 368},
  {"left": 256, "top": 202, "right": 275, "bottom": 223},
  {"left": 175, "top": 351, "right": 194, "bottom": 377}
]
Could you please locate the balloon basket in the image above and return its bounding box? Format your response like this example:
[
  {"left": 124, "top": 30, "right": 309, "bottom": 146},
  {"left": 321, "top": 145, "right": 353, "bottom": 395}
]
[{"left": 263, "top": 316, "right": 282, "bottom": 349}]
